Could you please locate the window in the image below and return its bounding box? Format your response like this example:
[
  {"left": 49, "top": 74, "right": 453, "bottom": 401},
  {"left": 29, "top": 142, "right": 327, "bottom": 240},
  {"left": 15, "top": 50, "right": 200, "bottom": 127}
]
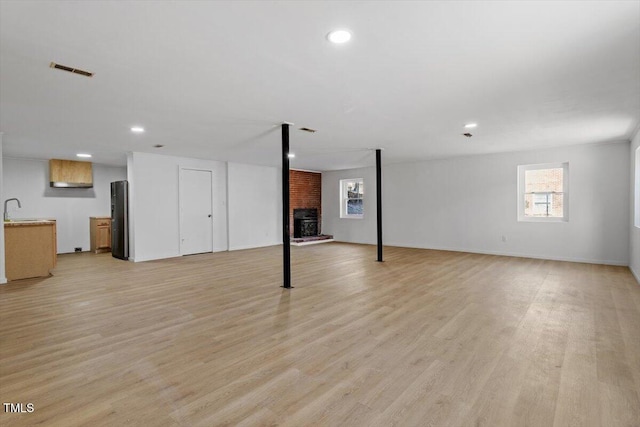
[
  {"left": 340, "top": 178, "right": 364, "bottom": 219},
  {"left": 518, "top": 162, "right": 568, "bottom": 222}
]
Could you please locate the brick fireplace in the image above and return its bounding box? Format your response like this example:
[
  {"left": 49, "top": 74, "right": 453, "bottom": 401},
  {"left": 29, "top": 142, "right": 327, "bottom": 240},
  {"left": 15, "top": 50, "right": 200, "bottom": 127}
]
[{"left": 290, "top": 170, "right": 321, "bottom": 236}]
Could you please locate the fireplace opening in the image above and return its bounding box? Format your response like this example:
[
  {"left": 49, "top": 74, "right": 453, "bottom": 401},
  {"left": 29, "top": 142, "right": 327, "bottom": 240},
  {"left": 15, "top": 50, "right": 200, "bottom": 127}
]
[{"left": 293, "top": 208, "right": 319, "bottom": 238}]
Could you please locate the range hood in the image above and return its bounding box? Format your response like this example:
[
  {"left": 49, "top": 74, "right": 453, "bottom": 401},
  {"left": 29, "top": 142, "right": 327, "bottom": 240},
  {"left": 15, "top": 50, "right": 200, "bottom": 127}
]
[{"left": 49, "top": 159, "right": 93, "bottom": 188}]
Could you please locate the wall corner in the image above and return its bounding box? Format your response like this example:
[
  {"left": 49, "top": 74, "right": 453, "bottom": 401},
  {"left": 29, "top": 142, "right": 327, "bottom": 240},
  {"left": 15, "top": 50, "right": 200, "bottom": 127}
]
[
  {"left": 0, "top": 132, "right": 5, "bottom": 284},
  {"left": 126, "top": 152, "right": 135, "bottom": 262}
]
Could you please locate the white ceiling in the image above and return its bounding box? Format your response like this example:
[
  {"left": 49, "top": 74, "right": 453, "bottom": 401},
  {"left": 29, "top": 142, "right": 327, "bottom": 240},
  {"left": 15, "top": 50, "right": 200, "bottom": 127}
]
[{"left": 1, "top": 1, "right": 639, "bottom": 171}]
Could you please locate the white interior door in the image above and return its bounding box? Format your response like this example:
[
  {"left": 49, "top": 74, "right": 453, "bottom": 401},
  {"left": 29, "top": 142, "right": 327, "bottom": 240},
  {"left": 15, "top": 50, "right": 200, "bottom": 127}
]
[{"left": 180, "top": 168, "right": 213, "bottom": 255}]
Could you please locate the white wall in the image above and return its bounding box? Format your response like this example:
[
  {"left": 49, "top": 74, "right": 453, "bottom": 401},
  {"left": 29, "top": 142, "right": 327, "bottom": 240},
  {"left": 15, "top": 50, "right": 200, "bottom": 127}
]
[
  {"left": 630, "top": 128, "right": 640, "bottom": 282},
  {"left": 2, "top": 157, "right": 126, "bottom": 254},
  {"left": 323, "top": 142, "right": 630, "bottom": 266},
  {"left": 322, "top": 166, "right": 378, "bottom": 245},
  {"left": 227, "top": 162, "right": 282, "bottom": 250},
  {"left": 0, "top": 134, "right": 6, "bottom": 284},
  {"left": 128, "top": 153, "right": 283, "bottom": 261},
  {"left": 128, "top": 152, "right": 228, "bottom": 262},
  {"left": 127, "top": 153, "right": 136, "bottom": 261}
]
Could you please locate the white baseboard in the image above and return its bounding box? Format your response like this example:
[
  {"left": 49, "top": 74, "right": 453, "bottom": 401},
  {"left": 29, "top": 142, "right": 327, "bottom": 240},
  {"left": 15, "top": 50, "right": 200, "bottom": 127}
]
[
  {"left": 228, "top": 242, "right": 282, "bottom": 251},
  {"left": 380, "top": 242, "right": 628, "bottom": 266},
  {"left": 133, "top": 252, "right": 180, "bottom": 262},
  {"left": 0, "top": 276, "right": 7, "bottom": 285},
  {"left": 630, "top": 265, "right": 640, "bottom": 285}
]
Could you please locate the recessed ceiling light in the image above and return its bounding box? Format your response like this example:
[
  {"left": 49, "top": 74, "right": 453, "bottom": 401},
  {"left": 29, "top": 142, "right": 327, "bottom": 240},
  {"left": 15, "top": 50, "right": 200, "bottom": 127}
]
[
  {"left": 288, "top": 153, "right": 295, "bottom": 158},
  {"left": 327, "top": 29, "right": 352, "bottom": 44},
  {"left": 76, "top": 153, "right": 92, "bottom": 158},
  {"left": 131, "top": 126, "right": 145, "bottom": 133},
  {"left": 464, "top": 123, "right": 478, "bottom": 128}
]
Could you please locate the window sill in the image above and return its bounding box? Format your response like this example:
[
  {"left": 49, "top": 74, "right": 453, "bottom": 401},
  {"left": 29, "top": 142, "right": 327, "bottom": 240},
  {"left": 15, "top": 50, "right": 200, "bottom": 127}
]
[
  {"left": 340, "top": 215, "right": 364, "bottom": 220},
  {"left": 518, "top": 216, "right": 568, "bottom": 223}
]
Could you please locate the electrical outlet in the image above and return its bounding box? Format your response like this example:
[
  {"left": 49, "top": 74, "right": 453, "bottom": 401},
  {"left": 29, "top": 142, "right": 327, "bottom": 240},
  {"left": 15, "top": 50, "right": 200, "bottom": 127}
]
[{"left": 75, "top": 247, "right": 82, "bottom": 252}]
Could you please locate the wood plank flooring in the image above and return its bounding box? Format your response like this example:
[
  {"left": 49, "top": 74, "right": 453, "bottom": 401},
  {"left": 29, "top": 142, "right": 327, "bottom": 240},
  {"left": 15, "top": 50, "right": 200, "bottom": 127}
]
[{"left": 1, "top": 243, "right": 639, "bottom": 426}]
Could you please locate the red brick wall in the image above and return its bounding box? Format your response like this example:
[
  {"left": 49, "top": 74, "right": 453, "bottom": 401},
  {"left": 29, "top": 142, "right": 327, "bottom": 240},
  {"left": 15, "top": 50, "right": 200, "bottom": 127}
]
[{"left": 290, "top": 170, "right": 321, "bottom": 235}]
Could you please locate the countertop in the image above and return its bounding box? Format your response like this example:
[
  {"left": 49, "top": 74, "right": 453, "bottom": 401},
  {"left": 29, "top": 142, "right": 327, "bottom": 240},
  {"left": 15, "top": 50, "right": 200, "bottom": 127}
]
[{"left": 4, "top": 219, "right": 56, "bottom": 227}]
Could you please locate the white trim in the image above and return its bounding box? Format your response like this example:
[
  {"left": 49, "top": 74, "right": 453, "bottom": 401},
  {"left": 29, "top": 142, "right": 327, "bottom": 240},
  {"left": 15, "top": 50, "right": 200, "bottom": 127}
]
[
  {"left": 329, "top": 238, "right": 628, "bottom": 265},
  {"left": 517, "top": 162, "right": 569, "bottom": 222},
  {"left": 340, "top": 177, "right": 364, "bottom": 219},
  {"left": 635, "top": 147, "right": 640, "bottom": 229},
  {"left": 361, "top": 139, "right": 630, "bottom": 169},
  {"left": 131, "top": 246, "right": 228, "bottom": 262},
  {"left": 381, "top": 241, "right": 629, "bottom": 266},
  {"left": 225, "top": 162, "right": 231, "bottom": 252},
  {"left": 228, "top": 242, "right": 282, "bottom": 251},
  {"left": 517, "top": 216, "right": 568, "bottom": 223},
  {"left": 630, "top": 265, "right": 640, "bottom": 285},
  {"left": 0, "top": 133, "right": 5, "bottom": 285},
  {"left": 130, "top": 253, "right": 180, "bottom": 262},
  {"left": 178, "top": 166, "right": 214, "bottom": 256}
]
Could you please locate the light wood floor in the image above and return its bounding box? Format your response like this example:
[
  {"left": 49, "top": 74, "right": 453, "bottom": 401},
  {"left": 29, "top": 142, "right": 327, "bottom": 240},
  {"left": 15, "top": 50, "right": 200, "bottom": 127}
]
[{"left": 1, "top": 243, "right": 639, "bottom": 426}]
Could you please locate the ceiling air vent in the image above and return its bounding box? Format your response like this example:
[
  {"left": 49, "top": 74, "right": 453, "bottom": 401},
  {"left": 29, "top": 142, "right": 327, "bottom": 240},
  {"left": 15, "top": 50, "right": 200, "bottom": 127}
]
[
  {"left": 50, "top": 62, "right": 94, "bottom": 77},
  {"left": 299, "top": 127, "right": 317, "bottom": 133}
]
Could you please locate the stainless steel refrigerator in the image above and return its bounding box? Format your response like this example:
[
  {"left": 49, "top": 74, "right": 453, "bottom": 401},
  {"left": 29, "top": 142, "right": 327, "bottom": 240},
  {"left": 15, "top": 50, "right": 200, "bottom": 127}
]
[{"left": 111, "top": 180, "right": 129, "bottom": 260}]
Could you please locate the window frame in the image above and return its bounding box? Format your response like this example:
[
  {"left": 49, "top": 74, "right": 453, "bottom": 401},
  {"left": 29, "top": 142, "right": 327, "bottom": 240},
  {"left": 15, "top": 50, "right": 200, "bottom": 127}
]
[
  {"left": 517, "top": 162, "right": 569, "bottom": 223},
  {"left": 340, "top": 178, "right": 364, "bottom": 219}
]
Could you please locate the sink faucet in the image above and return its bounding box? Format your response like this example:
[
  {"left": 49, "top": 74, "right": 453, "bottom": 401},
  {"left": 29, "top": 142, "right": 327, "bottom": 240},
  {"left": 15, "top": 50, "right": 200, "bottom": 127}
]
[{"left": 4, "top": 198, "right": 21, "bottom": 221}]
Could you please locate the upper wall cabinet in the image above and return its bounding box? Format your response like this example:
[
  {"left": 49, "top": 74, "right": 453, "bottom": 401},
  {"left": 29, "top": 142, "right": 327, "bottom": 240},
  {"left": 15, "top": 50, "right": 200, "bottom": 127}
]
[{"left": 49, "top": 159, "right": 93, "bottom": 188}]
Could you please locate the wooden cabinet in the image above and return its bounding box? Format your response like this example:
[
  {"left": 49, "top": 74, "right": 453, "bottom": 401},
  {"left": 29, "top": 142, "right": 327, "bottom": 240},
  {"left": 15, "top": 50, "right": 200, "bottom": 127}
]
[
  {"left": 90, "top": 217, "right": 111, "bottom": 253},
  {"left": 5, "top": 220, "right": 57, "bottom": 281},
  {"left": 49, "top": 159, "right": 93, "bottom": 188}
]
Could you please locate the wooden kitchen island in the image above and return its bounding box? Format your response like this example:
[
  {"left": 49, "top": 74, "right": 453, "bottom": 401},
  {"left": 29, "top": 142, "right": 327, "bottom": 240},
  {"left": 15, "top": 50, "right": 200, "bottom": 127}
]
[{"left": 4, "top": 220, "right": 57, "bottom": 281}]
